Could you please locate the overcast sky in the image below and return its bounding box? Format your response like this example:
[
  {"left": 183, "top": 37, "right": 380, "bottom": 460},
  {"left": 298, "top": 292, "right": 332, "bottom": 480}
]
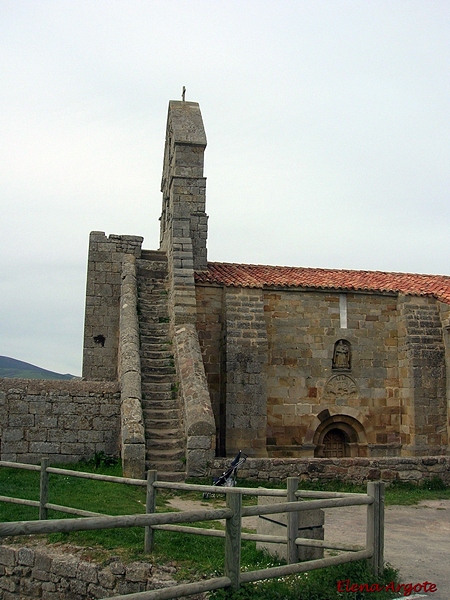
[{"left": 1, "top": 0, "right": 449, "bottom": 376}]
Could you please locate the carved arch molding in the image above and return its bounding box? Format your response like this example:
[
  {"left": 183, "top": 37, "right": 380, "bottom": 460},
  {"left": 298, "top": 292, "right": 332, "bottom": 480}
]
[{"left": 313, "top": 413, "right": 367, "bottom": 458}]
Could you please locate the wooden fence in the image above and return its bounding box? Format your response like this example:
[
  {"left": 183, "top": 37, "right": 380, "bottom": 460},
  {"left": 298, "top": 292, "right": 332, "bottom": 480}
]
[{"left": 0, "top": 459, "right": 384, "bottom": 600}]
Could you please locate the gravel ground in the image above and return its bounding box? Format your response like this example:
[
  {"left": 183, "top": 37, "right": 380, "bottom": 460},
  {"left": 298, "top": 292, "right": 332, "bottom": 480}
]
[{"left": 168, "top": 497, "right": 450, "bottom": 599}]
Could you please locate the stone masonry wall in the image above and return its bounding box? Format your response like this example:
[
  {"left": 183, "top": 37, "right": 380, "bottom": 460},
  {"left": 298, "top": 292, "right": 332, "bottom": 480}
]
[
  {"left": 0, "top": 544, "right": 191, "bottom": 600},
  {"left": 83, "top": 231, "right": 143, "bottom": 381},
  {"left": 264, "top": 290, "right": 400, "bottom": 457},
  {"left": 224, "top": 288, "right": 268, "bottom": 457},
  {"left": 439, "top": 302, "right": 450, "bottom": 448},
  {"left": 0, "top": 379, "right": 120, "bottom": 464},
  {"left": 398, "top": 295, "right": 447, "bottom": 455},
  {"left": 195, "top": 285, "right": 448, "bottom": 459},
  {"left": 212, "top": 456, "right": 450, "bottom": 485},
  {"left": 194, "top": 284, "right": 223, "bottom": 454}
]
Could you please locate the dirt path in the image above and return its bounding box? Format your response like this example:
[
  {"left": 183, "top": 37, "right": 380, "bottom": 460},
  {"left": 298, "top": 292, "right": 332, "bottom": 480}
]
[{"left": 167, "top": 497, "right": 450, "bottom": 599}]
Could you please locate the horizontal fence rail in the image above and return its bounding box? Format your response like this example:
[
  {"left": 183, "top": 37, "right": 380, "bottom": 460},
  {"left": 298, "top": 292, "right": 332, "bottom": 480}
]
[{"left": 0, "top": 460, "right": 385, "bottom": 600}]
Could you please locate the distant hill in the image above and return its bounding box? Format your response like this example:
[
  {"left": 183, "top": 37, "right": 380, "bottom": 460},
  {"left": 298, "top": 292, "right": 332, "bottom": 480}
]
[{"left": 0, "top": 356, "right": 76, "bottom": 380}]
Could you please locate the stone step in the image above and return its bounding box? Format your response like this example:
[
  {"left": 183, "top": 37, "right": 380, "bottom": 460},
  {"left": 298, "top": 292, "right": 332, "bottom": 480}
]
[
  {"left": 146, "top": 437, "right": 184, "bottom": 451},
  {"left": 140, "top": 370, "right": 175, "bottom": 382},
  {"left": 140, "top": 341, "right": 172, "bottom": 350},
  {"left": 139, "top": 321, "right": 169, "bottom": 331},
  {"left": 140, "top": 335, "right": 172, "bottom": 345},
  {"left": 140, "top": 363, "right": 175, "bottom": 373},
  {"left": 146, "top": 448, "right": 185, "bottom": 461},
  {"left": 140, "top": 353, "right": 174, "bottom": 363},
  {"left": 141, "top": 391, "right": 175, "bottom": 402},
  {"left": 139, "top": 318, "right": 170, "bottom": 328},
  {"left": 142, "top": 398, "right": 182, "bottom": 414},
  {"left": 137, "top": 299, "right": 168, "bottom": 308},
  {"left": 141, "top": 380, "right": 175, "bottom": 389},
  {"left": 143, "top": 408, "right": 181, "bottom": 421},
  {"left": 144, "top": 418, "right": 181, "bottom": 429},
  {"left": 141, "top": 381, "right": 174, "bottom": 392},
  {"left": 141, "top": 380, "right": 176, "bottom": 391},
  {"left": 146, "top": 459, "right": 185, "bottom": 473},
  {"left": 142, "top": 399, "right": 180, "bottom": 410},
  {"left": 140, "top": 357, "right": 174, "bottom": 368},
  {"left": 137, "top": 295, "right": 168, "bottom": 303},
  {"left": 146, "top": 428, "right": 183, "bottom": 439}
]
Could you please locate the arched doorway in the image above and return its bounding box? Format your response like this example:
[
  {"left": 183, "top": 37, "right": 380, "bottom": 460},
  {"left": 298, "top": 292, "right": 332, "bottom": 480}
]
[
  {"left": 323, "top": 428, "right": 346, "bottom": 457},
  {"left": 313, "top": 413, "right": 367, "bottom": 457}
]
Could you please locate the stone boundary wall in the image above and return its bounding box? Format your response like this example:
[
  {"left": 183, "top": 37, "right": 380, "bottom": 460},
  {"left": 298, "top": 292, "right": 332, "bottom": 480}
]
[
  {"left": 0, "top": 379, "right": 120, "bottom": 464},
  {"left": 212, "top": 456, "right": 450, "bottom": 485},
  {"left": 0, "top": 544, "right": 189, "bottom": 600}
]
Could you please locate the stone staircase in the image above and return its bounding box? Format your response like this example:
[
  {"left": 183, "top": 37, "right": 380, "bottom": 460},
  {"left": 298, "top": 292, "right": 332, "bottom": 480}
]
[{"left": 137, "top": 250, "right": 185, "bottom": 481}]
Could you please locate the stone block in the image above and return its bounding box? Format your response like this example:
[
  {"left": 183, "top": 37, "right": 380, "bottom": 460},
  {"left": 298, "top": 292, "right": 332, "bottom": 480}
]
[
  {"left": 122, "top": 442, "right": 145, "bottom": 479},
  {"left": 0, "top": 546, "right": 16, "bottom": 566},
  {"left": 256, "top": 494, "right": 324, "bottom": 561},
  {"left": 20, "top": 579, "right": 42, "bottom": 597},
  {"left": 18, "top": 548, "right": 35, "bottom": 566},
  {"left": 125, "top": 562, "right": 151, "bottom": 582},
  {"left": 98, "top": 567, "right": 116, "bottom": 589},
  {"left": 186, "top": 435, "right": 212, "bottom": 450},
  {"left": 77, "top": 561, "right": 98, "bottom": 584},
  {"left": 52, "top": 557, "right": 78, "bottom": 578}
]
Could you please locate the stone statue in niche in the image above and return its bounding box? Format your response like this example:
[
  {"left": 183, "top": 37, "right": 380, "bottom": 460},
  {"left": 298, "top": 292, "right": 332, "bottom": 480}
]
[{"left": 332, "top": 339, "right": 351, "bottom": 370}]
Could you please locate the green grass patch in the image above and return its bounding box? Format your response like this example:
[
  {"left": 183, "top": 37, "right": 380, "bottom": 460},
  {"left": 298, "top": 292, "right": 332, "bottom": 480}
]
[
  {"left": 209, "top": 561, "right": 400, "bottom": 600},
  {"left": 200, "top": 475, "right": 450, "bottom": 506}
]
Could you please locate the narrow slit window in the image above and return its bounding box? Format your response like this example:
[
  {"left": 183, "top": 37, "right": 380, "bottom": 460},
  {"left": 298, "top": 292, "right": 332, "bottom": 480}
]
[{"left": 339, "top": 294, "right": 348, "bottom": 329}]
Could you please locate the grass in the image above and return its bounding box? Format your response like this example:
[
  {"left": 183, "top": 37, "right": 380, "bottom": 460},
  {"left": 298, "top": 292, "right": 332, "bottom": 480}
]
[
  {"left": 1, "top": 464, "right": 448, "bottom": 597},
  {"left": 189, "top": 474, "right": 450, "bottom": 510},
  {"left": 209, "top": 561, "right": 400, "bottom": 600}
]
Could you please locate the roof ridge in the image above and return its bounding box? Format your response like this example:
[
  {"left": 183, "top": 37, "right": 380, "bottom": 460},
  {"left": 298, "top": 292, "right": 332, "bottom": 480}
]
[{"left": 205, "top": 260, "right": 450, "bottom": 280}]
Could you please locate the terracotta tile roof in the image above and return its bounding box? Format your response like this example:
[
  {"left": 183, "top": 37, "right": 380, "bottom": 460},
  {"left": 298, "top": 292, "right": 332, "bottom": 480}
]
[{"left": 195, "top": 262, "right": 450, "bottom": 304}]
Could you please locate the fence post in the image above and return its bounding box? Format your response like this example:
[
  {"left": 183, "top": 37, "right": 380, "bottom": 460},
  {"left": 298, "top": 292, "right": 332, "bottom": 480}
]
[
  {"left": 144, "top": 470, "right": 157, "bottom": 553},
  {"left": 366, "top": 481, "right": 385, "bottom": 577},
  {"left": 39, "top": 458, "right": 49, "bottom": 521},
  {"left": 225, "top": 491, "right": 242, "bottom": 592},
  {"left": 287, "top": 477, "right": 299, "bottom": 564}
]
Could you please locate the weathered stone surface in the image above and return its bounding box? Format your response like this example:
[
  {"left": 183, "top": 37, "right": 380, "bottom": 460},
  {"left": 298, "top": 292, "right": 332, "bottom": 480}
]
[
  {"left": 213, "top": 455, "right": 450, "bottom": 485},
  {"left": 125, "top": 562, "right": 151, "bottom": 582},
  {"left": 0, "top": 545, "right": 177, "bottom": 600},
  {"left": 0, "top": 379, "right": 120, "bottom": 464},
  {"left": 256, "top": 494, "right": 324, "bottom": 561}
]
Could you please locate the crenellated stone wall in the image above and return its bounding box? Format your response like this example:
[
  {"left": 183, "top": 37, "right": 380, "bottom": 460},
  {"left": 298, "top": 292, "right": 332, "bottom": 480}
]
[{"left": 0, "top": 379, "right": 120, "bottom": 464}]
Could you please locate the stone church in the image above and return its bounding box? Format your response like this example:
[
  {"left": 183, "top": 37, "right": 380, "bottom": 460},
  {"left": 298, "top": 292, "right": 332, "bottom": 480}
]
[{"left": 81, "top": 100, "right": 450, "bottom": 480}]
